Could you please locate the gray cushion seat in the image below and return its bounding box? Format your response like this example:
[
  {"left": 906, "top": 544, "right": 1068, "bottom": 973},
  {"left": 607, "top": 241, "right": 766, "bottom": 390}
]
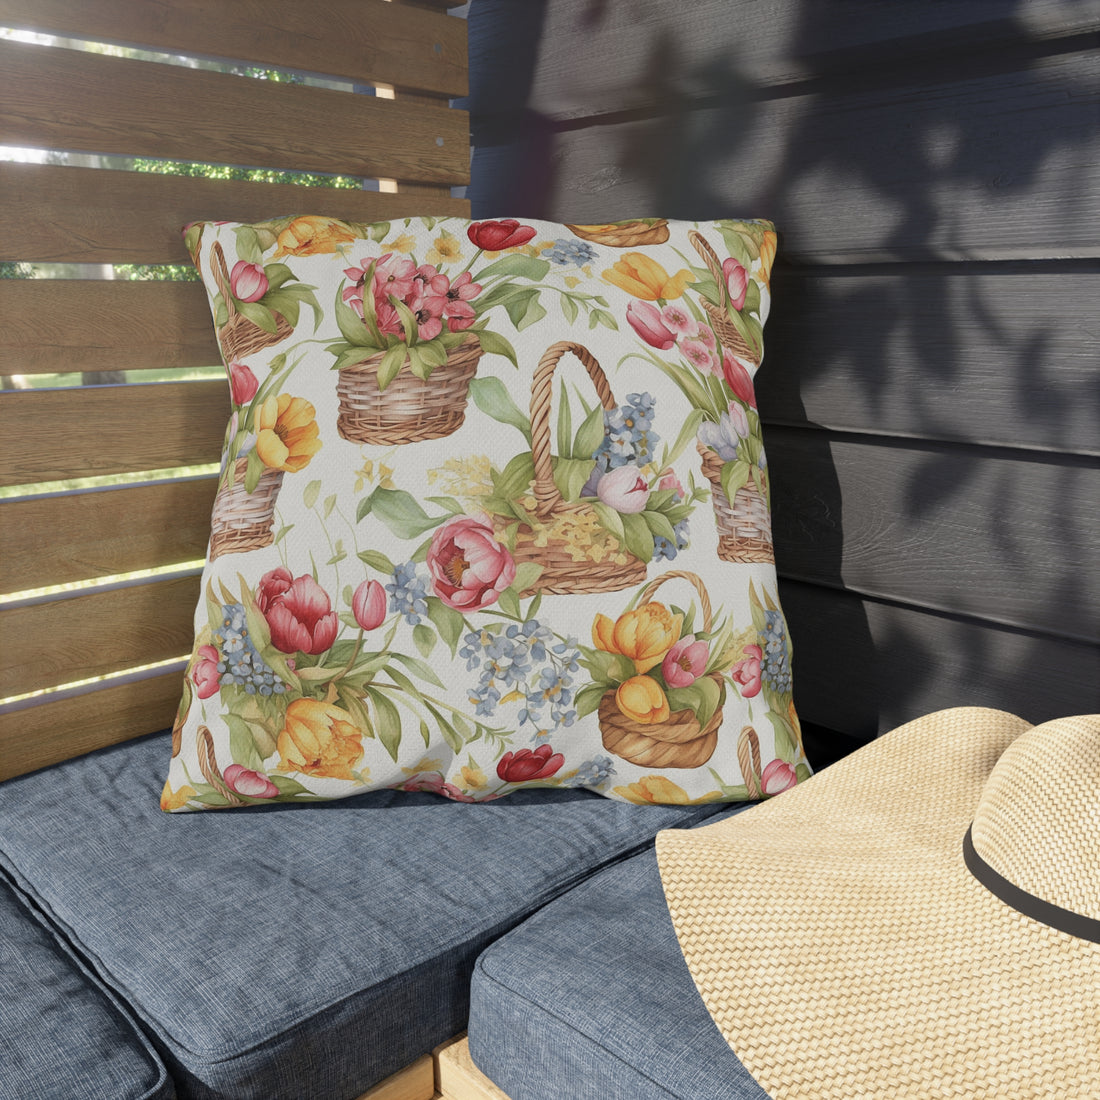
[
  {"left": 0, "top": 879, "right": 174, "bottom": 1100},
  {"left": 0, "top": 731, "right": 729, "bottom": 1100},
  {"left": 467, "top": 825, "right": 768, "bottom": 1100}
]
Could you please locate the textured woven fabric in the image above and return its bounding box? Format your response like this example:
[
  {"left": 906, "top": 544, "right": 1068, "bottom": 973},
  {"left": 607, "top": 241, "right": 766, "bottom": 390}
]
[
  {"left": 468, "top": 824, "right": 767, "bottom": 1100},
  {"left": 0, "top": 731, "right": 727, "bottom": 1100},
  {"left": 657, "top": 708, "right": 1100, "bottom": 1100},
  {"left": 0, "top": 880, "right": 174, "bottom": 1100}
]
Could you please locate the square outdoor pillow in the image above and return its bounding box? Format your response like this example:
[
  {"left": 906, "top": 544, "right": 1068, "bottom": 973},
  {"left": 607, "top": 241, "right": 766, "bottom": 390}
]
[{"left": 163, "top": 214, "right": 810, "bottom": 811}]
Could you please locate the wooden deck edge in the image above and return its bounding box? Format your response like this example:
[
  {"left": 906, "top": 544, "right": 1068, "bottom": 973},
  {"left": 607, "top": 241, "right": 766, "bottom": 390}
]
[
  {"left": 353, "top": 1053, "right": 436, "bottom": 1100},
  {"left": 434, "top": 1035, "right": 512, "bottom": 1100}
]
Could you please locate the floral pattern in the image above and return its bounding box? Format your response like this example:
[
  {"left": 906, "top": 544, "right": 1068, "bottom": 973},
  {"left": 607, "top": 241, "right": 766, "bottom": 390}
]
[{"left": 165, "top": 216, "right": 809, "bottom": 811}]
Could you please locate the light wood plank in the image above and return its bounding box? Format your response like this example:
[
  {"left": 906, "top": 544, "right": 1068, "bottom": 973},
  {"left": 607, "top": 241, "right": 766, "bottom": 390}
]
[
  {"left": 0, "top": 668, "right": 185, "bottom": 781},
  {"left": 760, "top": 267, "right": 1100, "bottom": 458},
  {"left": 0, "top": 0, "right": 468, "bottom": 98},
  {"left": 435, "top": 1036, "right": 511, "bottom": 1100},
  {"left": 353, "top": 1054, "right": 436, "bottom": 1100},
  {"left": 0, "top": 381, "right": 229, "bottom": 487},
  {"left": 0, "top": 163, "right": 470, "bottom": 266},
  {"left": 0, "top": 40, "right": 469, "bottom": 186},
  {"left": 0, "top": 478, "right": 217, "bottom": 594},
  {"left": 0, "top": 575, "right": 200, "bottom": 697},
  {"left": 780, "top": 580, "right": 1100, "bottom": 740},
  {"left": 766, "top": 429, "right": 1100, "bottom": 643},
  {"left": 500, "top": 51, "right": 1100, "bottom": 262},
  {"left": 1, "top": 280, "right": 221, "bottom": 375}
]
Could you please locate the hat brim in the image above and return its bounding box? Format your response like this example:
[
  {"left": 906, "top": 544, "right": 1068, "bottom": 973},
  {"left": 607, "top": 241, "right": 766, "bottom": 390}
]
[{"left": 656, "top": 707, "right": 1100, "bottom": 1099}]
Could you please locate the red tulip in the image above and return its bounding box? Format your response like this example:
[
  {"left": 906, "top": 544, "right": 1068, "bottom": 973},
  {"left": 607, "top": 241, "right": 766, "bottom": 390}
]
[
  {"left": 228, "top": 361, "right": 259, "bottom": 406},
  {"left": 229, "top": 260, "right": 268, "bottom": 303},
  {"left": 256, "top": 567, "right": 338, "bottom": 655},
  {"left": 191, "top": 644, "right": 221, "bottom": 699},
  {"left": 722, "top": 257, "right": 748, "bottom": 312},
  {"left": 351, "top": 579, "right": 387, "bottom": 631},
  {"left": 467, "top": 219, "right": 537, "bottom": 251},
  {"left": 626, "top": 299, "right": 675, "bottom": 350},
  {"left": 497, "top": 745, "right": 564, "bottom": 783},
  {"left": 722, "top": 350, "right": 757, "bottom": 409}
]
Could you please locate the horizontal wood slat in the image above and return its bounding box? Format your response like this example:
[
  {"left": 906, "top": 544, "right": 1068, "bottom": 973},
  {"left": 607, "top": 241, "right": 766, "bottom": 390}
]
[
  {"left": 0, "top": 576, "right": 199, "bottom": 697},
  {"left": 0, "top": 381, "right": 228, "bottom": 487},
  {"left": 780, "top": 579, "right": 1100, "bottom": 740},
  {"left": 767, "top": 429, "right": 1100, "bottom": 643},
  {"left": 0, "top": 668, "right": 184, "bottom": 781},
  {"left": 0, "top": 0, "right": 468, "bottom": 97},
  {"left": 0, "top": 40, "right": 469, "bottom": 185},
  {"left": 0, "top": 478, "right": 217, "bottom": 594},
  {"left": 525, "top": 50, "right": 1099, "bottom": 262},
  {"left": 0, "top": 163, "right": 471, "bottom": 265},
  {"left": 1, "top": 280, "right": 221, "bottom": 375},
  {"left": 760, "top": 267, "right": 1100, "bottom": 457}
]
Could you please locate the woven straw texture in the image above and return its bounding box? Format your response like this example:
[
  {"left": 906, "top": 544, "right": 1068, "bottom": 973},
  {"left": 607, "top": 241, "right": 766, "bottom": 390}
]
[
  {"left": 656, "top": 708, "right": 1100, "bottom": 1099},
  {"left": 209, "top": 458, "right": 284, "bottom": 560},
  {"left": 697, "top": 442, "right": 773, "bottom": 563}
]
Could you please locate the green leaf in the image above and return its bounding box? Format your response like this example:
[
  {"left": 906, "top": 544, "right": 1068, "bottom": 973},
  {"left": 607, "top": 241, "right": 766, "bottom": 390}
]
[
  {"left": 560, "top": 293, "right": 579, "bottom": 325},
  {"left": 426, "top": 596, "right": 464, "bottom": 655},
  {"left": 225, "top": 713, "right": 266, "bottom": 772},
  {"left": 235, "top": 299, "right": 279, "bottom": 334},
  {"left": 590, "top": 500, "right": 626, "bottom": 545},
  {"left": 391, "top": 651, "right": 446, "bottom": 689},
  {"left": 666, "top": 674, "right": 722, "bottom": 728},
  {"left": 498, "top": 586, "right": 521, "bottom": 618},
  {"left": 334, "top": 283, "right": 379, "bottom": 347},
  {"left": 619, "top": 511, "right": 655, "bottom": 564},
  {"left": 492, "top": 452, "right": 537, "bottom": 501},
  {"left": 370, "top": 221, "right": 391, "bottom": 242},
  {"left": 767, "top": 711, "right": 796, "bottom": 762},
  {"left": 557, "top": 386, "right": 573, "bottom": 458},
  {"left": 473, "top": 328, "right": 518, "bottom": 368},
  {"left": 573, "top": 403, "right": 607, "bottom": 460},
  {"left": 720, "top": 458, "right": 752, "bottom": 505},
  {"left": 303, "top": 479, "right": 321, "bottom": 509},
  {"left": 367, "top": 689, "right": 403, "bottom": 761},
  {"left": 390, "top": 294, "right": 418, "bottom": 344},
  {"left": 668, "top": 407, "right": 707, "bottom": 463},
  {"left": 504, "top": 288, "right": 547, "bottom": 332},
  {"left": 468, "top": 377, "right": 531, "bottom": 442},
  {"left": 262, "top": 262, "right": 295, "bottom": 292},
  {"left": 796, "top": 762, "right": 813, "bottom": 784},
  {"left": 413, "top": 623, "right": 436, "bottom": 658},
  {"left": 473, "top": 254, "right": 551, "bottom": 284},
  {"left": 641, "top": 509, "right": 677, "bottom": 543},
  {"left": 323, "top": 494, "right": 337, "bottom": 520},
  {"left": 376, "top": 344, "right": 407, "bottom": 391},
  {"left": 512, "top": 561, "right": 543, "bottom": 595},
  {"left": 364, "top": 488, "right": 446, "bottom": 540},
  {"left": 258, "top": 289, "right": 301, "bottom": 329},
  {"left": 405, "top": 346, "right": 431, "bottom": 381},
  {"left": 357, "top": 548, "right": 396, "bottom": 573},
  {"left": 424, "top": 495, "right": 465, "bottom": 515},
  {"left": 574, "top": 682, "right": 607, "bottom": 719},
  {"left": 552, "top": 456, "right": 595, "bottom": 503},
  {"left": 419, "top": 720, "right": 432, "bottom": 747},
  {"left": 244, "top": 448, "right": 266, "bottom": 493},
  {"left": 233, "top": 226, "right": 264, "bottom": 266},
  {"left": 593, "top": 308, "right": 618, "bottom": 331}
]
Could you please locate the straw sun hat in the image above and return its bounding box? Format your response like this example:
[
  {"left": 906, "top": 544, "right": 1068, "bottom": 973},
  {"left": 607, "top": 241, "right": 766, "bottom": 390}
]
[{"left": 656, "top": 707, "right": 1099, "bottom": 1098}]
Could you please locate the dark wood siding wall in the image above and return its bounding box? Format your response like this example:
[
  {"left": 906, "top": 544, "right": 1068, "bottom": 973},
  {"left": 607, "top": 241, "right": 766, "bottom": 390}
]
[{"left": 462, "top": 0, "right": 1100, "bottom": 760}]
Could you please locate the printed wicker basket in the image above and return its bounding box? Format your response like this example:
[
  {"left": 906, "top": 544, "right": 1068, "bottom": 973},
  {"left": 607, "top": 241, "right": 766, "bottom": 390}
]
[
  {"left": 500, "top": 340, "right": 649, "bottom": 596},
  {"left": 736, "top": 723, "right": 763, "bottom": 798},
  {"left": 697, "top": 441, "right": 774, "bottom": 564},
  {"left": 689, "top": 229, "right": 760, "bottom": 367},
  {"left": 598, "top": 570, "right": 723, "bottom": 769},
  {"left": 565, "top": 219, "right": 670, "bottom": 247},
  {"left": 210, "top": 241, "right": 294, "bottom": 364},
  {"left": 335, "top": 335, "right": 484, "bottom": 445},
  {"left": 208, "top": 456, "right": 284, "bottom": 560}
]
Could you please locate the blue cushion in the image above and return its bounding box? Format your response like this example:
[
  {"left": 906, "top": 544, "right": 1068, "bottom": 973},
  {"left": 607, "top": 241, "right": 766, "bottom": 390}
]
[
  {"left": 468, "top": 828, "right": 768, "bottom": 1100},
  {"left": 0, "top": 879, "right": 174, "bottom": 1100},
  {"left": 0, "top": 731, "right": 729, "bottom": 1099}
]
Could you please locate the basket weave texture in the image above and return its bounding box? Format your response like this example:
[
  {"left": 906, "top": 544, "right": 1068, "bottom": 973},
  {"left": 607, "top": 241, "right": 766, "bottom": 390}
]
[
  {"left": 565, "top": 219, "right": 670, "bottom": 247},
  {"left": 211, "top": 241, "right": 293, "bottom": 364},
  {"left": 598, "top": 571, "right": 723, "bottom": 769},
  {"left": 689, "top": 229, "right": 759, "bottom": 366},
  {"left": 697, "top": 443, "right": 773, "bottom": 564},
  {"left": 208, "top": 457, "right": 284, "bottom": 560}
]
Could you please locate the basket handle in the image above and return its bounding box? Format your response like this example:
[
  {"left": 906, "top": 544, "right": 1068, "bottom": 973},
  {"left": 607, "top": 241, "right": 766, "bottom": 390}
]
[
  {"left": 637, "top": 569, "right": 713, "bottom": 633},
  {"left": 688, "top": 230, "right": 729, "bottom": 311},
  {"left": 737, "top": 725, "right": 762, "bottom": 799},
  {"left": 530, "top": 341, "right": 616, "bottom": 521},
  {"left": 197, "top": 726, "right": 246, "bottom": 807},
  {"left": 210, "top": 240, "right": 239, "bottom": 323},
  {"left": 688, "top": 230, "right": 758, "bottom": 365}
]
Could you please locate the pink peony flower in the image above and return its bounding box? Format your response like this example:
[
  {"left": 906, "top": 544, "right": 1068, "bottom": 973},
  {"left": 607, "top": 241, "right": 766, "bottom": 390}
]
[
  {"left": 626, "top": 300, "right": 675, "bottom": 350},
  {"left": 497, "top": 745, "right": 564, "bottom": 782},
  {"left": 722, "top": 350, "right": 757, "bottom": 409},
  {"left": 228, "top": 361, "right": 259, "bottom": 406},
  {"left": 224, "top": 765, "right": 279, "bottom": 799},
  {"left": 596, "top": 464, "right": 651, "bottom": 514},
  {"left": 191, "top": 644, "right": 221, "bottom": 699},
  {"left": 761, "top": 759, "right": 798, "bottom": 795},
  {"left": 351, "top": 579, "right": 387, "bottom": 631},
  {"left": 426, "top": 515, "right": 516, "bottom": 611},
  {"left": 662, "top": 634, "right": 710, "bottom": 688},
  {"left": 731, "top": 644, "right": 762, "bottom": 698},
  {"left": 681, "top": 338, "right": 719, "bottom": 376},
  {"left": 229, "top": 260, "right": 268, "bottom": 303},
  {"left": 722, "top": 257, "right": 749, "bottom": 311},
  {"left": 256, "top": 568, "right": 339, "bottom": 655},
  {"left": 660, "top": 302, "right": 694, "bottom": 335}
]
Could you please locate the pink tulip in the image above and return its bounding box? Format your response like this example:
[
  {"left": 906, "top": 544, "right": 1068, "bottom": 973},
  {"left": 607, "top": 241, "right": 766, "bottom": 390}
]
[
  {"left": 662, "top": 634, "right": 710, "bottom": 688},
  {"left": 731, "top": 644, "right": 762, "bottom": 698},
  {"left": 626, "top": 299, "right": 675, "bottom": 350},
  {"left": 351, "top": 579, "right": 387, "bottom": 631},
  {"left": 596, "top": 464, "right": 650, "bottom": 514},
  {"left": 257, "top": 568, "right": 339, "bottom": 655},
  {"left": 230, "top": 260, "right": 268, "bottom": 303},
  {"left": 761, "top": 759, "right": 798, "bottom": 795},
  {"left": 224, "top": 765, "right": 279, "bottom": 799},
  {"left": 228, "top": 361, "right": 259, "bottom": 406},
  {"left": 397, "top": 772, "right": 480, "bottom": 802},
  {"left": 722, "top": 350, "right": 757, "bottom": 409},
  {"left": 426, "top": 515, "right": 516, "bottom": 611},
  {"left": 191, "top": 644, "right": 221, "bottom": 699},
  {"left": 722, "top": 257, "right": 748, "bottom": 312},
  {"left": 657, "top": 470, "right": 684, "bottom": 497}
]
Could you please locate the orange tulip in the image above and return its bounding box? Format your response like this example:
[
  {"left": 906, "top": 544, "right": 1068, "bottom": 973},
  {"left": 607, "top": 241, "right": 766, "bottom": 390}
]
[
  {"left": 160, "top": 780, "right": 196, "bottom": 812},
  {"left": 613, "top": 775, "right": 723, "bottom": 805},
  {"left": 758, "top": 230, "right": 778, "bottom": 290},
  {"left": 602, "top": 252, "right": 694, "bottom": 301},
  {"left": 616, "top": 675, "right": 670, "bottom": 724},
  {"left": 592, "top": 602, "right": 683, "bottom": 674},
  {"left": 255, "top": 394, "right": 322, "bottom": 473},
  {"left": 273, "top": 215, "right": 358, "bottom": 257},
  {"left": 276, "top": 698, "right": 363, "bottom": 781}
]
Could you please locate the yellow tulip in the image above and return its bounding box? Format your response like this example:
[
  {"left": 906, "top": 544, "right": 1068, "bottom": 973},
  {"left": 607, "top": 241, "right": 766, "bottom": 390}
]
[
  {"left": 276, "top": 698, "right": 363, "bottom": 781},
  {"left": 255, "top": 394, "right": 322, "bottom": 473},
  {"left": 160, "top": 780, "right": 196, "bottom": 812},
  {"left": 616, "top": 675, "right": 670, "bottom": 725},
  {"left": 592, "top": 602, "right": 683, "bottom": 674},
  {"left": 602, "top": 252, "right": 695, "bottom": 301},
  {"left": 758, "top": 230, "right": 778, "bottom": 289},
  {"left": 273, "top": 215, "right": 357, "bottom": 257},
  {"left": 613, "top": 775, "right": 723, "bottom": 805}
]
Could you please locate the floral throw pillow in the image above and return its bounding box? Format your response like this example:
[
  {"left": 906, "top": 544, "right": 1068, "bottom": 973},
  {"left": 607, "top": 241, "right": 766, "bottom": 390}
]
[{"left": 161, "top": 214, "right": 810, "bottom": 811}]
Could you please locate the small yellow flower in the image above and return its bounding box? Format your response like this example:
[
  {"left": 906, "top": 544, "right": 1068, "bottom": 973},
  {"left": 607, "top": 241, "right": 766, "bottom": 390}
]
[
  {"left": 613, "top": 776, "right": 723, "bottom": 805},
  {"left": 592, "top": 602, "right": 683, "bottom": 674},
  {"left": 602, "top": 252, "right": 695, "bottom": 301},
  {"left": 616, "top": 675, "right": 670, "bottom": 724},
  {"left": 563, "top": 275, "right": 581, "bottom": 289},
  {"left": 461, "top": 764, "right": 488, "bottom": 790},
  {"left": 426, "top": 232, "right": 464, "bottom": 267},
  {"left": 386, "top": 232, "right": 416, "bottom": 254},
  {"left": 255, "top": 394, "right": 322, "bottom": 473},
  {"left": 160, "top": 780, "right": 196, "bottom": 812}
]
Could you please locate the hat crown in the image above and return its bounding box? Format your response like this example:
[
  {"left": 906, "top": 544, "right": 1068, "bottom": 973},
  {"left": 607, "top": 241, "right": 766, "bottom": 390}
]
[{"left": 970, "top": 715, "right": 1100, "bottom": 924}]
